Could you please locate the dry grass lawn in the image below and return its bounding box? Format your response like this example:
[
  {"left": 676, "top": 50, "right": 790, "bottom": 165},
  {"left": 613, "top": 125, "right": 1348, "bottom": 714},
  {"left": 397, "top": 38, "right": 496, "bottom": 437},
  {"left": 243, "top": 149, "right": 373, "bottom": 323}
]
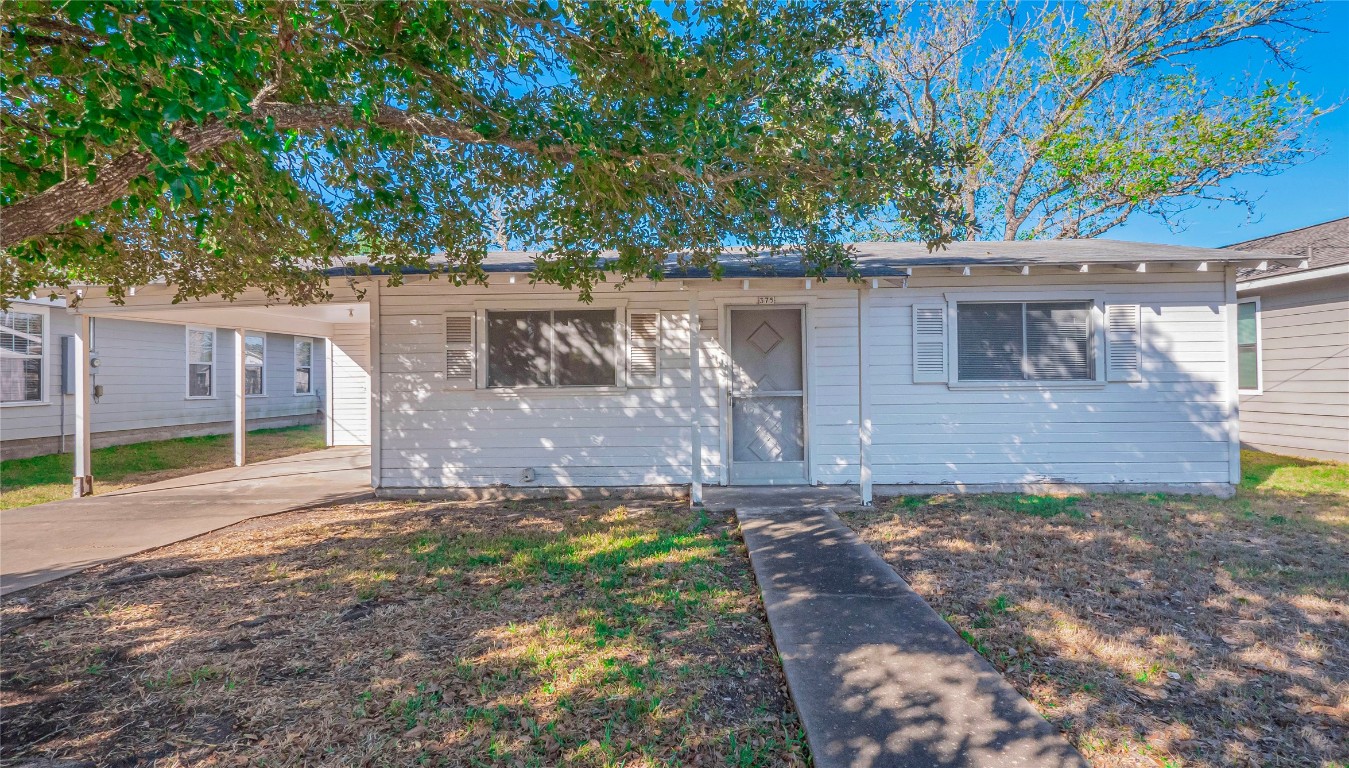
[
  {"left": 0, "top": 499, "right": 807, "bottom": 766},
  {"left": 842, "top": 451, "right": 1348, "bottom": 768}
]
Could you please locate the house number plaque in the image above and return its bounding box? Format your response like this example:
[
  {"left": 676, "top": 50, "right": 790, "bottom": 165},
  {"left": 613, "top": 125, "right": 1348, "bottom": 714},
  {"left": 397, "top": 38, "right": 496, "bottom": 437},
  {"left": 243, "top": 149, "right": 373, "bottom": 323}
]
[{"left": 756, "top": 296, "right": 777, "bottom": 305}]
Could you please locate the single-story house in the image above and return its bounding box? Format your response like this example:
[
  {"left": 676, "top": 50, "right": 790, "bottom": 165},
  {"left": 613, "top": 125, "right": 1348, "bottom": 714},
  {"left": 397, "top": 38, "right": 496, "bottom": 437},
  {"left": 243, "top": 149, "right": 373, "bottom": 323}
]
[
  {"left": 53, "top": 239, "right": 1292, "bottom": 502},
  {"left": 0, "top": 298, "right": 328, "bottom": 461},
  {"left": 1227, "top": 218, "right": 1349, "bottom": 462}
]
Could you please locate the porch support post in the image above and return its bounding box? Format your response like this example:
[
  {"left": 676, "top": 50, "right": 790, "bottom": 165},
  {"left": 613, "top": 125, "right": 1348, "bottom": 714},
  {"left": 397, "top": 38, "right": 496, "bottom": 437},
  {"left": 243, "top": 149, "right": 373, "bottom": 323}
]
[
  {"left": 689, "top": 293, "right": 703, "bottom": 505},
  {"left": 233, "top": 327, "right": 246, "bottom": 466},
  {"left": 369, "top": 283, "right": 382, "bottom": 489},
  {"left": 857, "top": 287, "right": 873, "bottom": 505},
  {"left": 324, "top": 337, "right": 335, "bottom": 447},
  {"left": 1224, "top": 265, "right": 1241, "bottom": 486},
  {"left": 71, "top": 313, "right": 93, "bottom": 497}
]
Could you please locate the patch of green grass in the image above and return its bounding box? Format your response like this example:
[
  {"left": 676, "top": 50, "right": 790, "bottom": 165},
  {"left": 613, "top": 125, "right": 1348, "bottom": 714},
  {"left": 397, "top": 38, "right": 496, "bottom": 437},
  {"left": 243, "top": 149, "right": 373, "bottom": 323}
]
[
  {"left": 0, "top": 424, "right": 325, "bottom": 508},
  {"left": 892, "top": 494, "right": 931, "bottom": 512},
  {"left": 388, "top": 683, "right": 446, "bottom": 730},
  {"left": 979, "top": 493, "right": 1083, "bottom": 519},
  {"left": 1240, "top": 449, "right": 1349, "bottom": 496},
  {"left": 958, "top": 629, "right": 990, "bottom": 657}
]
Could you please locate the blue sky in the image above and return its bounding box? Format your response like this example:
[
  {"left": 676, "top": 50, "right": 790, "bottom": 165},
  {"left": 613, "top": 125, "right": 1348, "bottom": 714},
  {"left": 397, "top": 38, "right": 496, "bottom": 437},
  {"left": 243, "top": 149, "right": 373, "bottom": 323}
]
[{"left": 1107, "top": 0, "right": 1349, "bottom": 247}]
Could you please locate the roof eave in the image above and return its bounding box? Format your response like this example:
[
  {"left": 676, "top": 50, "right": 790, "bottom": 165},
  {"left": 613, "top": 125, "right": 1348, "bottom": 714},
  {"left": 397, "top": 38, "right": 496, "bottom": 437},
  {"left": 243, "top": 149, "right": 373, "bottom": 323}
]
[{"left": 1237, "top": 262, "right": 1349, "bottom": 292}]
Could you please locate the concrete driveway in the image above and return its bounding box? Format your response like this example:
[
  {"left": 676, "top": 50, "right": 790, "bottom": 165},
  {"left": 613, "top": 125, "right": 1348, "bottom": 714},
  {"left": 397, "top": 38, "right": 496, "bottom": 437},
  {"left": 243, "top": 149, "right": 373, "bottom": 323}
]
[{"left": 0, "top": 447, "right": 371, "bottom": 595}]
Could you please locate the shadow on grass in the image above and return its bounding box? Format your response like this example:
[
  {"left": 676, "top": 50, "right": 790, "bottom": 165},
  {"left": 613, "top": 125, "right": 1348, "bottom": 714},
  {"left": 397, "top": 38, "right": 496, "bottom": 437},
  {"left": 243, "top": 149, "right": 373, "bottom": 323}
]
[
  {"left": 0, "top": 499, "right": 808, "bottom": 767},
  {"left": 843, "top": 485, "right": 1348, "bottom": 767}
]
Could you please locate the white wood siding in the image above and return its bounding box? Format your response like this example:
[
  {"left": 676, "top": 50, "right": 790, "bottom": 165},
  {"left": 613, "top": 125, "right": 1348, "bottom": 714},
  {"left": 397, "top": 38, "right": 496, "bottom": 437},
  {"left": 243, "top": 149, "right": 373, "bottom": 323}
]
[
  {"left": 1, "top": 308, "right": 325, "bottom": 446},
  {"left": 373, "top": 272, "right": 1235, "bottom": 490},
  {"left": 329, "top": 323, "right": 371, "bottom": 446},
  {"left": 1239, "top": 277, "right": 1349, "bottom": 461},
  {"left": 377, "top": 283, "right": 715, "bottom": 487},
  {"left": 868, "top": 271, "right": 1234, "bottom": 485},
  {"left": 374, "top": 282, "right": 867, "bottom": 489}
]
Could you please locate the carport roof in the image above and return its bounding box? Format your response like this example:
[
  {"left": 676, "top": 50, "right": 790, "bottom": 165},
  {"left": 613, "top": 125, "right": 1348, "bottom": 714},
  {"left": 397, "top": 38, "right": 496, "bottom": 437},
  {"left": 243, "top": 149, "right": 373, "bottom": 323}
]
[{"left": 323, "top": 239, "right": 1287, "bottom": 279}]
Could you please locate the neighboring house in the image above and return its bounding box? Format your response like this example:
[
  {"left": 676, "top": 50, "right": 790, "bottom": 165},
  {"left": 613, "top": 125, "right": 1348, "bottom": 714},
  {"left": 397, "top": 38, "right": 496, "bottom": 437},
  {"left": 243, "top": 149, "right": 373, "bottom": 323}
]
[
  {"left": 1226, "top": 218, "right": 1349, "bottom": 462},
  {"left": 58, "top": 240, "right": 1287, "bottom": 500},
  {"left": 0, "top": 298, "right": 327, "bottom": 461}
]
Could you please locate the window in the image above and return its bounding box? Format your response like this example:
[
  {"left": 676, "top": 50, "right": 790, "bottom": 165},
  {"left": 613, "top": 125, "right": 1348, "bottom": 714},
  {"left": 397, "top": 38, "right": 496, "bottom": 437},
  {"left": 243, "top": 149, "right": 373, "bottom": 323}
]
[
  {"left": 187, "top": 327, "right": 215, "bottom": 397},
  {"left": 244, "top": 333, "right": 266, "bottom": 395},
  {"left": 486, "top": 309, "right": 617, "bottom": 388},
  {"left": 1, "top": 309, "right": 44, "bottom": 403},
  {"left": 957, "top": 301, "right": 1093, "bottom": 381},
  {"left": 295, "top": 338, "right": 314, "bottom": 394},
  {"left": 1237, "top": 299, "right": 1260, "bottom": 392}
]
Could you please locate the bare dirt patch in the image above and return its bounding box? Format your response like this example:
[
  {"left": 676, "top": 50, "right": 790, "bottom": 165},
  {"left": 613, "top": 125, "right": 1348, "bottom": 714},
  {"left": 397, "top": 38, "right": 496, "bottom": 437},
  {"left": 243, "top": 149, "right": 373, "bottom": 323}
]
[
  {"left": 842, "top": 483, "right": 1348, "bottom": 768},
  {"left": 1, "top": 499, "right": 807, "bottom": 766}
]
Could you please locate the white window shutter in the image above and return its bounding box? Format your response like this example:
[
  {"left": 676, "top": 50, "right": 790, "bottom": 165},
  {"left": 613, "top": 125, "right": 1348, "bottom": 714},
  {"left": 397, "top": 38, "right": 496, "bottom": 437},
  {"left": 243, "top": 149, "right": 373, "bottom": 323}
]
[
  {"left": 628, "top": 311, "right": 661, "bottom": 387},
  {"left": 1105, "top": 303, "right": 1142, "bottom": 382},
  {"left": 444, "top": 313, "right": 476, "bottom": 389},
  {"left": 911, "top": 302, "right": 948, "bottom": 383}
]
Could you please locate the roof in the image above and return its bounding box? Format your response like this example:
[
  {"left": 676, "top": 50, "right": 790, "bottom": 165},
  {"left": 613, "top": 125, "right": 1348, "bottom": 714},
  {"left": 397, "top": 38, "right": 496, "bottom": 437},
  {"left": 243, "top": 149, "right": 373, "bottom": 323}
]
[
  {"left": 326, "top": 239, "right": 1279, "bottom": 279},
  {"left": 1228, "top": 218, "right": 1349, "bottom": 282}
]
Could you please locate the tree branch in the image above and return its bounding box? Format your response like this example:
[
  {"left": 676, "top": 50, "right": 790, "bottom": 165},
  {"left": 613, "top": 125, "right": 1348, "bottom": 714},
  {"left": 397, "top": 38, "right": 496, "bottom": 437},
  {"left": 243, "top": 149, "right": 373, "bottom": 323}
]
[{"left": 0, "top": 102, "right": 575, "bottom": 249}]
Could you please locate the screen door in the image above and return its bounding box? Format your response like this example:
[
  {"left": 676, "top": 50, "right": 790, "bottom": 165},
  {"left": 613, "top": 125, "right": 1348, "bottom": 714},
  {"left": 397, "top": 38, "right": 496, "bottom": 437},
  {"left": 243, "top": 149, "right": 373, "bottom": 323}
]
[{"left": 728, "top": 307, "right": 807, "bottom": 484}]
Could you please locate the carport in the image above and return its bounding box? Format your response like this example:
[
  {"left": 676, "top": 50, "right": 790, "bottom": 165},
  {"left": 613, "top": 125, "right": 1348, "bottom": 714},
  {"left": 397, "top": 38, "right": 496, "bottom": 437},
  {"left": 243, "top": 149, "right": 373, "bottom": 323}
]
[{"left": 57, "top": 283, "right": 374, "bottom": 496}]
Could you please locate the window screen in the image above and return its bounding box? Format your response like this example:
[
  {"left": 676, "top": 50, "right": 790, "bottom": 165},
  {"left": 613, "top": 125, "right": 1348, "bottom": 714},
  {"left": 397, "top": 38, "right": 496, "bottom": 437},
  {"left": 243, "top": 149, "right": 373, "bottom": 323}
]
[
  {"left": 1026, "top": 302, "right": 1092, "bottom": 380},
  {"left": 554, "top": 311, "right": 617, "bottom": 386},
  {"left": 1237, "top": 301, "right": 1259, "bottom": 390},
  {"left": 957, "top": 303, "right": 1023, "bottom": 380},
  {"left": 0, "top": 310, "right": 44, "bottom": 403},
  {"left": 244, "top": 334, "right": 265, "bottom": 395},
  {"left": 958, "top": 301, "right": 1093, "bottom": 381},
  {"left": 486, "top": 309, "right": 616, "bottom": 387}
]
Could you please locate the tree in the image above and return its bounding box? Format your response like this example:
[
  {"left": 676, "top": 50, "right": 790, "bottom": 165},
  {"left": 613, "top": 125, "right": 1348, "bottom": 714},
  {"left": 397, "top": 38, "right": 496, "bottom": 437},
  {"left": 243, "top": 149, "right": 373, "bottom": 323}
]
[
  {"left": 0, "top": 1, "right": 954, "bottom": 306},
  {"left": 851, "top": 0, "right": 1326, "bottom": 241}
]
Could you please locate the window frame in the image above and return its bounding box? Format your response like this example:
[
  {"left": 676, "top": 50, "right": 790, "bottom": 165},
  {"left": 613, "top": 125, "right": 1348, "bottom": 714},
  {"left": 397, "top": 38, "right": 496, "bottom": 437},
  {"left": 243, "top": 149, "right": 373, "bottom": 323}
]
[
  {"left": 482, "top": 307, "right": 623, "bottom": 390},
  {"left": 244, "top": 332, "right": 267, "bottom": 397},
  {"left": 463, "top": 299, "right": 630, "bottom": 393},
  {"left": 185, "top": 325, "right": 217, "bottom": 400},
  {"left": 0, "top": 302, "right": 50, "bottom": 407},
  {"left": 946, "top": 292, "right": 1107, "bottom": 389},
  {"left": 294, "top": 337, "right": 314, "bottom": 395},
  {"left": 1236, "top": 297, "right": 1262, "bottom": 395}
]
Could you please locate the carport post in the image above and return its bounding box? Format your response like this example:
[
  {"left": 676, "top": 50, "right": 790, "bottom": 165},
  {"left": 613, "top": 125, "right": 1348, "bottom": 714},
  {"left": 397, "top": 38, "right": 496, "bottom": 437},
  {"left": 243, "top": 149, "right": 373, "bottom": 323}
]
[
  {"left": 324, "top": 337, "right": 335, "bottom": 447},
  {"left": 233, "top": 327, "right": 246, "bottom": 466},
  {"left": 71, "top": 313, "right": 93, "bottom": 497}
]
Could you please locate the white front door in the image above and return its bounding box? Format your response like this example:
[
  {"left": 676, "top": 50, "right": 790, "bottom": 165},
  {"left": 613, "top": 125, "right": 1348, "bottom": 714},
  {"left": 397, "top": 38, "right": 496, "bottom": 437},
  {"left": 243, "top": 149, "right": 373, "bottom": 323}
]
[{"left": 728, "top": 307, "right": 807, "bottom": 485}]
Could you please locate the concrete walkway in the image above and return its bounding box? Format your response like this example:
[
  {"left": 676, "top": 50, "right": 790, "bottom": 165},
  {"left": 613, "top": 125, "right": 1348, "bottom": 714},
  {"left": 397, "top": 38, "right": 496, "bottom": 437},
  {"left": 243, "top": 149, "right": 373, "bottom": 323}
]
[
  {"left": 1, "top": 447, "right": 371, "bottom": 596},
  {"left": 708, "top": 487, "right": 1086, "bottom": 768}
]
